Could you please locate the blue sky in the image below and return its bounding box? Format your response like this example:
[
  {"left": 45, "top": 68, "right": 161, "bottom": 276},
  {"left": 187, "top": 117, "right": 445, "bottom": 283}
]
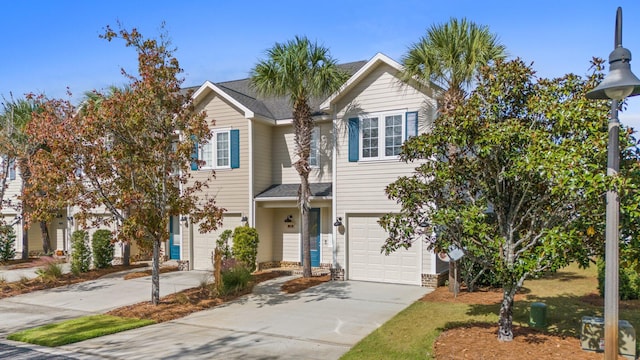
[{"left": 2, "top": 0, "right": 640, "bottom": 127}]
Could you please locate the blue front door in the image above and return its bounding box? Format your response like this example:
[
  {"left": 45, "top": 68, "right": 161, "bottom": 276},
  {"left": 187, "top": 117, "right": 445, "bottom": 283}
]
[
  {"left": 169, "top": 216, "right": 180, "bottom": 260},
  {"left": 309, "top": 208, "right": 320, "bottom": 267}
]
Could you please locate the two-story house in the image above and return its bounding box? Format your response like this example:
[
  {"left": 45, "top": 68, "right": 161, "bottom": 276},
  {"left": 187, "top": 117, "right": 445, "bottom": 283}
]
[{"left": 180, "top": 53, "right": 448, "bottom": 287}]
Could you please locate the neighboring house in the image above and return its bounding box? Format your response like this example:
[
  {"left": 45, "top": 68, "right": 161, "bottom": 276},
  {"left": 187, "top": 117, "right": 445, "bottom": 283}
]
[
  {"left": 0, "top": 157, "right": 72, "bottom": 257},
  {"left": 181, "top": 53, "right": 448, "bottom": 287}
]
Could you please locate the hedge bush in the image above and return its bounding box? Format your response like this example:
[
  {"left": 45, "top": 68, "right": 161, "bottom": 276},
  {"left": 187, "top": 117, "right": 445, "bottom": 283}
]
[
  {"left": 92, "top": 229, "right": 114, "bottom": 269},
  {"left": 232, "top": 225, "right": 259, "bottom": 272},
  {"left": 597, "top": 258, "right": 640, "bottom": 300},
  {"left": 0, "top": 225, "right": 16, "bottom": 262},
  {"left": 71, "top": 230, "right": 91, "bottom": 274}
]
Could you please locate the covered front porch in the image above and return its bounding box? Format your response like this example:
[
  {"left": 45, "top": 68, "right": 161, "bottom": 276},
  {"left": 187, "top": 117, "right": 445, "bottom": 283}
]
[{"left": 254, "top": 183, "right": 335, "bottom": 272}]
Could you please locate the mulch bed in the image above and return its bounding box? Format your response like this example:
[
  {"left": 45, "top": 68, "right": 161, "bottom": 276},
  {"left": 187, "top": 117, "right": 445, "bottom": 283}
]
[
  {"left": 281, "top": 274, "right": 331, "bottom": 294},
  {"left": 427, "top": 286, "right": 633, "bottom": 359},
  {"left": 123, "top": 266, "right": 179, "bottom": 280},
  {"left": 0, "top": 263, "right": 148, "bottom": 300},
  {"left": 107, "top": 270, "right": 289, "bottom": 323},
  {"left": 433, "top": 323, "right": 620, "bottom": 360}
]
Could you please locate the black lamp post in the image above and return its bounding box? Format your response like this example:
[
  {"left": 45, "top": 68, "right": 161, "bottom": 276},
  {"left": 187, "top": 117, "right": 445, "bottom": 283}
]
[{"left": 586, "top": 7, "right": 640, "bottom": 360}]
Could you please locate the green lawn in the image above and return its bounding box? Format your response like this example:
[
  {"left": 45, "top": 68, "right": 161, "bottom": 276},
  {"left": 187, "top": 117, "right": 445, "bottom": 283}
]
[
  {"left": 341, "top": 264, "right": 640, "bottom": 359},
  {"left": 7, "top": 315, "right": 154, "bottom": 347}
]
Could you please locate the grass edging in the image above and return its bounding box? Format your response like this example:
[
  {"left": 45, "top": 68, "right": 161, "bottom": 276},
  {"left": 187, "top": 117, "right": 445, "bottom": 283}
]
[{"left": 7, "top": 314, "right": 155, "bottom": 347}]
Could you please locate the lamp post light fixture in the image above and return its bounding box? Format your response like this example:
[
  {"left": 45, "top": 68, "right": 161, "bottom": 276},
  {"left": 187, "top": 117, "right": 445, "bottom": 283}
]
[{"left": 586, "top": 7, "right": 640, "bottom": 360}]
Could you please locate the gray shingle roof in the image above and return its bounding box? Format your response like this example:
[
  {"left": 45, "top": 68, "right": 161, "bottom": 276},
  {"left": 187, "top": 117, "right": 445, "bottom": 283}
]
[
  {"left": 211, "top": 60, "right": 367, "bottom": 120},
  {"left": 255, "top": 183, "right": 332, "bottom": 198}
]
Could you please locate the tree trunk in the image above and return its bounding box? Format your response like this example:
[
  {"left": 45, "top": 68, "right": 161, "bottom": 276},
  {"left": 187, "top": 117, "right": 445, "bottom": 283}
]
[
  {"left": 122, "top": 241, "right": 130, "bottom": 266},
  {"left": 292, "top": 99, "right": 313, "bottom": 278},
  {"left": 121, "top": 208, "right": 131, "bottom": 266},
  {"left": 300, "top": 177, "right": 311, "bottom": 278},
  {"left": 498, "top": 288, "right": 515, "bottom": 341},
  {"left": 39, "top": 221, "right": 51, "bottom": 254},
  {"left": 151, "top": 238, "right": 160, "bottom": 305},
  {"left": 21, "top": 214, "right": 28, "bottom": 259}
]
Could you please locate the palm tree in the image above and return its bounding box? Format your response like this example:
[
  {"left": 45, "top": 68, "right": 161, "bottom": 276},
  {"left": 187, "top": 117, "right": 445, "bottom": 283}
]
[
  {"left": 402, "top": 17, "right": 506, "bottom": 114},
  {"left": 251, "top": 36, "right": 349, "bottom": 277},
  {"left": 0, "top": 96, "right": 47, "bottom": 257},
  {"left": 403, "top": 18, "right": 506, "bottom": 293}
]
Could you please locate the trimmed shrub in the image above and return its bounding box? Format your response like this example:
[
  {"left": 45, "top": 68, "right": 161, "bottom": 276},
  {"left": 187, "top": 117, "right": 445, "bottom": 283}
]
[
  {"left": 92, "top": 230, "right": 114, "bottom": 269},
  {"left": 220, "top": 264, "right": 253, "bottom": 296},
  {"left": 0, "top": 225, "right": 16, "bottom": 262},
  {"left": 71, "top": 230, "right": 91, "bottom": 274},
  {"left": 597, "top": 258, "right": 640, "bottom": 300},
  {"left": 216, "top": 229, "right": 233, "bottom": 260},
  {"left": 232, "top": 225, "right": 259, "bottom": 272}
]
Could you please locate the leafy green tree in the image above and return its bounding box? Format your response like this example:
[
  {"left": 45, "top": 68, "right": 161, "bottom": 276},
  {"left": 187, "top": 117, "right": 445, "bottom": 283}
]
[
  {"left": 232, "top": 225, "right": 259, "bottom": 272},
  {"left": 0, "top": 225, "right": 16, "bottom": 262},
  {"left": 70, "top": 230, "right": 91, "bottom": 274},
  {"left": 92, "top": 229, "right": 114, "bottom": 269},
  {"left": 27, "top": 25, "right": 223, "bottom": 305},
  {"left": 379, "top": 59, "right": 638, "bottom": 341},
  {"left": 402, "top": 17, "right": 506, "bottom": 114},
  {"left": 251, "top": 36, "right": 349, "bottom": 277}
]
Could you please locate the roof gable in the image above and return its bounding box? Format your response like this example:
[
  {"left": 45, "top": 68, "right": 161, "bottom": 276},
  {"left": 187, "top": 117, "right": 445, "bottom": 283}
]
[
  {"left": 190, "top": 61, "right": 368, "bottom": 122},
  {"left": 319, "top": 53, "right": 440, "bottom": 110},
  {"left": 191, "top": 81, "right": 256, "bottom": 119}
]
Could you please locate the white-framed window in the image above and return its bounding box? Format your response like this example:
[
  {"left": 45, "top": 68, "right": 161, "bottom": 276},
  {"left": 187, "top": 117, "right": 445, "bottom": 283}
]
[
  {"left": 361, "top": 112, "right": 404, "bottom": 160},
  {"left": 200, "top": 130, "right": 231, "bottom": 169},
  {"left": 191, "top": 128, "right": 239, "bottom": 171},
  {"left": 309, "top": 127, "right": 320, "bottom": 167},
  {"left": 348, "top": 110, "right": 418, "bottom": 162}
]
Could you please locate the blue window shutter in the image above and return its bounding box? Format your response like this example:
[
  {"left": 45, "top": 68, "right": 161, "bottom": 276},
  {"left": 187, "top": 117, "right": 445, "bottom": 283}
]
[
  {"left": 190, "top": 135, "right": 199, "bottom": 171},
  {"left": 405, "top": 111, "right": 418, "bottom": 140},
  {"left": 230, "top": 129, "right": 240, "bottom": 169},
  {"left": 348, "top": 117, "right": 359, "bottom": 162}
]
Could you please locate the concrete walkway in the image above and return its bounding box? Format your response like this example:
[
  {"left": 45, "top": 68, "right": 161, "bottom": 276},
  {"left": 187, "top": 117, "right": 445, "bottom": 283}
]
[
  {"left": 0, "top": 262, "right": 72, "bottom": 283},
  {"left": 1, "top": 271, "right": 430, "bottom": 359}
]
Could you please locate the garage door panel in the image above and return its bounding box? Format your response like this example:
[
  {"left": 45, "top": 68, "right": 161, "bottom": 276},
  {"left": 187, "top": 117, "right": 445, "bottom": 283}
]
[
  {"left": 348, "top": 215, "right": 420, "bottom": 285},
  {"left": 193, "top": 215, "right": 242, "bottom": 270}
]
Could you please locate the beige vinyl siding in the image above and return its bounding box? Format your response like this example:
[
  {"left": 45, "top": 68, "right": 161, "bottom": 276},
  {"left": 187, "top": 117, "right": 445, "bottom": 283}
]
[
  {"left": 333, "top": 62, "right": 437, "bottom": 277},
  {"left": 192, "top": 92, "right": 249, "bottom": 215},
  {"left": 320, "top": 207, "right": 332, "bottom": 265},
  {"left": 334, "top": 63, "right": 431, "bottom": 215},
  {"left": 255, "top": 206, "right": 273, "bottom": 262},
  {"left": 252, "top": 121, "right": 273, "bottom": 195},
  {"left": 275, "top": 208, "right": 300, "bottom": 262},
  {"left": 1, "top": 167, "right": 22, "bottom": 216},
  {"left": 271, "top": 121, "right": 333, "bottom": 184}
]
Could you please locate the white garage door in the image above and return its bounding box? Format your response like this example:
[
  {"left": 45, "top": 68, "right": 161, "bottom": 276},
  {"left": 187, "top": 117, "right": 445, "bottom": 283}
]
[
  {"left": 348, "top": 215, "right": 420, "bottom": 285},
  {"left": 192, "top": 215, "right": 242, "bottom": 270}
]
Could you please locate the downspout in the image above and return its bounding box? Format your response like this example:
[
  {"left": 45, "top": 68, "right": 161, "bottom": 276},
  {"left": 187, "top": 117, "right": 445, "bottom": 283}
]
[
  {"left": 331, "top": 105, "right": 338, "bottom": 270},
  {"left": 248, "top": 119, "right": 254, "bottom": 226}
]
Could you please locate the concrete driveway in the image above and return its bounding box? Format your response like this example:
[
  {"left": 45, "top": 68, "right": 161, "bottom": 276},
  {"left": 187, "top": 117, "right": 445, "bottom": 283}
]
[{"left": 1, "top": 272, "right": 430, "bottom": 359}]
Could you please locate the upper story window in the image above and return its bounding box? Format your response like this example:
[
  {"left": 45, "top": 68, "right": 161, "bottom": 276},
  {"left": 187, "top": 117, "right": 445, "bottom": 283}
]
[
  {"left": 1, "top": 156, "right": 16, "bottom": 181},
  {"left": 191, "top": 129, "right": 240, "bottom": 170},
  {"left": 309, "top": 127, "right": 320, "bottom": 167},
  {"left": 348, "top": 110, "right": 418, "bottom": 162},
  {"left": 200, "top": 130, "right": 230, "bottom": 169}
]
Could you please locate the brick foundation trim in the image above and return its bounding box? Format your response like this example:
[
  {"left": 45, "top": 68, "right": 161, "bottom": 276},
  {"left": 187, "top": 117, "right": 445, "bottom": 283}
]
[
  {"left": 421, "top": 271, "right": 448, "bottom": 288},
  {"left": 331, "top": 268, "right": 345, "bottom": 281}
]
